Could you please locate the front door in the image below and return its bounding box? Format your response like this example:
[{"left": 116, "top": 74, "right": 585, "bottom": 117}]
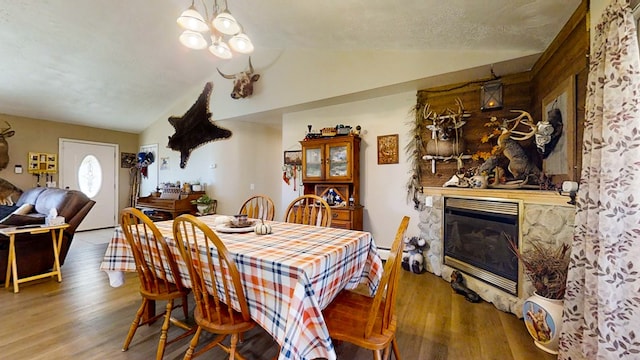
[{"left": 59, "top": 139, "right": 118, "bottom": 230}]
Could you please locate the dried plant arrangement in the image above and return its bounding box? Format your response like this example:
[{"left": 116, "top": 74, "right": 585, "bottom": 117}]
[
  {"left": 508, "top": 235, "right": 570, "bottom": 300},
  {"left": 405, "top": 104, "right": 427, "bottom": 210}
]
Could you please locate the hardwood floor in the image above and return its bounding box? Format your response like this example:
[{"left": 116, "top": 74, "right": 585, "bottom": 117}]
[{"left": 0, "top": 231, "right": 556, "bottom": 360}]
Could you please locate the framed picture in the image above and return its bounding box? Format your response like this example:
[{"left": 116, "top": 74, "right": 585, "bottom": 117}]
[
  {"left": 284, "top": 150, "right": 302, "bottom": 165},
  {"left": 160, "top": 157, "right": 169, "bottom": 170},
  {"left": 541, "top": 75, "right": 576, "bottom": 182},
  {"left": 120, "top": 152, "right": 136, "bottom": 168},
  {"left": 377, "top": 134, "right": 399, "bottom": 164}
]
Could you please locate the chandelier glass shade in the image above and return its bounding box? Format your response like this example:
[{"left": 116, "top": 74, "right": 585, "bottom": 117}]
[
  {"left": 177, "top": 0, "right": 253, "bottom": 59},
  {"left": 209, "top": 36, "right": 233, "bottom": 59},
  {"left": 179, "top": 30, "right": 208, "bottom": 50},
  {"left": 212, "top": 11, "right": 241, "bottom": 35},
  {"left": 177, "top": 6, "right": 208, "bottom": 32}
]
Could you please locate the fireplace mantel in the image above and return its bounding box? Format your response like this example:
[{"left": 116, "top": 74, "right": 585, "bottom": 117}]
[{"left": 423, "top": 187, "right": 575, "bottom": 208}]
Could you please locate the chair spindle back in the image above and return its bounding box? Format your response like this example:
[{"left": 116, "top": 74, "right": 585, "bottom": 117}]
[
  {"left": 121, "top": 207, "right": 184, "bottom": 295},
  {"left": 284, "top": 194, "right": 332, "bottom": 227},
  {"left": 173, "top": 214, "right": 251, "bottom": 326}
]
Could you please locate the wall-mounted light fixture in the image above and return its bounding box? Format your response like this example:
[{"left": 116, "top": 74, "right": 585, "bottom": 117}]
[
  {"left": 480, "top": 79, "right": 503, "bottom": 111},
  {"left": 558, "top": 181, "right": 579, "bottom": 205}
]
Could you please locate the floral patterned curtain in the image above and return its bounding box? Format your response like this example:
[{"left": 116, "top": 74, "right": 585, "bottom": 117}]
[{"left": 559, "top": 0, "right": 640, "bottom": 358}]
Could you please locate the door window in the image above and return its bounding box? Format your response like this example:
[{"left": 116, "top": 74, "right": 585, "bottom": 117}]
[{"left": 78, "top": 155, "right": 102, "bottom": 198}]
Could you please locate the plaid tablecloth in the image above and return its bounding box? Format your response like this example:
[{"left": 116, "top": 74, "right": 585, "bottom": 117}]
[{"left": 99, "top": 215, "right": 383, "bottom": 360}]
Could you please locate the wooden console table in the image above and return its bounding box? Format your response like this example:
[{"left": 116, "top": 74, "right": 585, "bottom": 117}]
[
  {"left": 2, "top": 223, "right": 69, "bottom": 293},
  {"left": 136, "top": 191, "right": 205, "bottom": 220}
]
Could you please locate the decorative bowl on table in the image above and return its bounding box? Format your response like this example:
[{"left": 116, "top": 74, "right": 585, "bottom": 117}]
[{"left": 229, "top": 214, "right": 253, "bottom": 228}]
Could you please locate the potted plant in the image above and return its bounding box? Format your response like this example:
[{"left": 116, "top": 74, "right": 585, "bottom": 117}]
[
  {"left": 509, "top": 237, "right": 570, "bottom": 355},
  {"left": 509, "top": 238, "right": 570, "bottom": 300},
  {"left": 191, "top": 194, "right": 214, "bottom": 214}
]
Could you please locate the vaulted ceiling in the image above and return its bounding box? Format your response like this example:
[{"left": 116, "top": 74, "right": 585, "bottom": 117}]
[{"left": 0, "top": 0, "right": 581, "bottom": 133}]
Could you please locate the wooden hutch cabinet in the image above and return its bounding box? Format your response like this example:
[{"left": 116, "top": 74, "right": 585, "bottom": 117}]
[{"left": 300, "top": 135, "right": 363, "bottom": 230}]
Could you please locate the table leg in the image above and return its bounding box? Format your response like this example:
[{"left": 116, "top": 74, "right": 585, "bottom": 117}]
[
  {"left": 51, "top": 229, "right": 63, "bottom": 282},
  {"left": 4, "top": 235, "right": 14, "bottom": 289},
  {"left": 9, "top": 236, "right": 19, "bottom": 293}
]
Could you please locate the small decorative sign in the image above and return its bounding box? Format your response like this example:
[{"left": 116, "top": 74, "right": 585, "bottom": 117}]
[{"left": 377, "top": 134, "right": 399, "bottom": 164}]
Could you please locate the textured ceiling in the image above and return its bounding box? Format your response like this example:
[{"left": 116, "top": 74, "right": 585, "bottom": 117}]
[{"left": 0, "top": 0, "right": 581, "bottom": 133}]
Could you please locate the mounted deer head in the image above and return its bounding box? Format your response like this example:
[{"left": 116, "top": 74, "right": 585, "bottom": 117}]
[
  {"left": 217, "top": 57, "right": 260, "bottom": 99},
  {"left": 0, "top": 121, "right": 15, "bottom": 170}
]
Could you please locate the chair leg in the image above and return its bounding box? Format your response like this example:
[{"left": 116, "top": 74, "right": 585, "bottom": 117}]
[
  {"left": 373, "top": 349, "right": 383, "bottom": 360},
  {"left": 391, "top": 338, "right": 401, "bottom": 360},
  {"left": 183, "top": 326, "right": 202, "bottom": 360},
  {"left": 382, "top": 345, "right": 391, "bottom": 360},
  {"left": 122, "top": 298, "right": 148, "bottom": 351},
  {"left": 229, "top": 333, "right": 240, "bottom": 360},
  {"left": 182, "top": 293, "right": 189, "bottom": 319},
  {"left": 156, "top": 299, "right": 174, "bottom": 360}
]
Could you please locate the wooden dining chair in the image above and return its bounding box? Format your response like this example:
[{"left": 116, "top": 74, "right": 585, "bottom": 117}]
[
  {"left": 120, "top": 208, "right": 193, "bottom": 360},
  {"left": 322, "top": 216, "right": 410, "bottom": 360},
  {"left": 173, "top": 214, "right": 256, "bottom": 360},
  {"left": 284, "top": 194, "right": 332, "bottom": 227},
  {"left": 238, "top": 194, "right": 276, "bottom": 221}
]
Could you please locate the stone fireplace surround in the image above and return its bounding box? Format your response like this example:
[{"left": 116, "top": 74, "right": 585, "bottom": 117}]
[{"left": 418, "top": 187, "right": 575, "bottom": 317}]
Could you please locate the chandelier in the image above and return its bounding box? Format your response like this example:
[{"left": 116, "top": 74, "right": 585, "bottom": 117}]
[{"left": 177, "top": 0, "right": 254, "bottom": 60}]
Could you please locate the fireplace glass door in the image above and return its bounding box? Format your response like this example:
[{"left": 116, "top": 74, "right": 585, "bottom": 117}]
[{"left": 444, "top": 197, "right": 521, "bottom": 295}]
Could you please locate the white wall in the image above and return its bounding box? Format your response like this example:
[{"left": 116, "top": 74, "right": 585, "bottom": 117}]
[
  {"left": 140, "top": 97, "right": 283, "bottom": 216},
  {"left": 283, "top": 92, "right": 422, "bottom": 250}
]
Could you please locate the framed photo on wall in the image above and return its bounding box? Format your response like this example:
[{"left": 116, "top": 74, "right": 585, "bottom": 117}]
[
  {"left": 284, "top": 150, "right": 302, "bottom": 165},
  {"left": 120, "top": 152, "right": 136, "bottom": 168},
  {"left": 377, "top": 134, "right": 399, "bottom": 164},
  {"left": 541, "top": 75, "right": 576, "bottom": 182}
]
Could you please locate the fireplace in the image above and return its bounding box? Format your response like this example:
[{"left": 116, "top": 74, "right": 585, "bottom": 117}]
[{"left": 443, "top": 197, "right": 522, "bottom": 296}]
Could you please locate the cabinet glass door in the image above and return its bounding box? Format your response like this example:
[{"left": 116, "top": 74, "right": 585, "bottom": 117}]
[
  {"left": 304, "top": 147, "right": 323, "bottom": 178},
  {"left": 327, "top": 143, "right": 350, "bottom": 179}
]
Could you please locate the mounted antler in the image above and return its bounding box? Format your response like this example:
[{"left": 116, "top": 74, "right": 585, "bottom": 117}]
[
  {"left": 489, "top": 110, "right": 541, "bottom": 182},
  {"left": 503, "top": 110, "right": 537, "bottom": 141},
  {"left": 0, "top": 121, "right": 15, "bottom": 170},
  {"left": 0, "top": 121, "right": 14, "bottom": 137}
]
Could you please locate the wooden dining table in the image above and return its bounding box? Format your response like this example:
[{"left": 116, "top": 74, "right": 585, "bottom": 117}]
[{"left": 99, "top": 214, "right": 383, "bottom": 360}]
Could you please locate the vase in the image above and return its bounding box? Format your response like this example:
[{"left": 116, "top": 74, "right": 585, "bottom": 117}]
[
  {"left": 522, "top": 292, "right": 564, "bottom": 355},
  {"left": 197, "top": 204, "right": 210, "bottom": 214}
]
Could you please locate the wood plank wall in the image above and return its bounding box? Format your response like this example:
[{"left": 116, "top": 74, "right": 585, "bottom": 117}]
[
  {"left": 530, "top": 0, "right": 589, "bottom": 183},
  {"left": 414, "top": 0, "right": 589, "bottom": 188}
]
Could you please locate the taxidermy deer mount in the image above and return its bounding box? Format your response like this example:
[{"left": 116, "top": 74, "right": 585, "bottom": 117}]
[
  {"left": 0, "top": 121, "right": 15, "bottom": 170},
  {"left": 167, "top": 82, "right": 232, "bottom": 168},
  {"left": 477, "top": 110, "right": 541, "bottom": 185}
]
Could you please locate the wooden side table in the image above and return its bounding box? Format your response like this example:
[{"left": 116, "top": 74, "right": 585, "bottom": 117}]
[{"left": 1, "top": 223, "right": 69, "bottom": 293}]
